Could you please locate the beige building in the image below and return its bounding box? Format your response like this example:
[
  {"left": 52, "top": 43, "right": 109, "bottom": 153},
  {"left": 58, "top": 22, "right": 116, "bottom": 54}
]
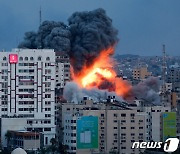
[
  {"left": 59, "top": 97, "right": 173, "bottom": 154},
  {"left": 132, "top": 67, "right": 151, "bottom": 80},
  {"left": 60, "top": 98, "right": 147, "bottom": 154}
]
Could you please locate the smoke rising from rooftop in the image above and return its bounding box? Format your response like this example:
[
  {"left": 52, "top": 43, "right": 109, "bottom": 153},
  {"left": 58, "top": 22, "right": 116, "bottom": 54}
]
[
  {"left": 131, "top": 77, "right": 161, "bottom": 105},
  {"left": 19, "top": 8, "right": 118, "bottom": 74},
  {"left": 68, "top": 8, "right": 118, "bottom": 73},
  {"left": 63, "top": 82, "right": 123, "bottom": 104},
  {"left": 19, "top": 8, "right": 160, "bottom": 105}
]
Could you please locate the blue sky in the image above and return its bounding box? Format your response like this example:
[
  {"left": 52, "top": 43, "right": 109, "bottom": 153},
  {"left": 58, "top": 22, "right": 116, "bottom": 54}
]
[{"left": 0, "top": 0, "right": 180, "bottom": 56}]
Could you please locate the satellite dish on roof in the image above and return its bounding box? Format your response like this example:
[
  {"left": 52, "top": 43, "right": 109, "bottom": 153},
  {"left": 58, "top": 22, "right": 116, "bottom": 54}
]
[{"left": 11, "top": 148, "right": 27, "bottom": 154}]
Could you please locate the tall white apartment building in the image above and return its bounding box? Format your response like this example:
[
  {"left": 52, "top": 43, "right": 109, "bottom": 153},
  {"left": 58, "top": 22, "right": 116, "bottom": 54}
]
[{"left": 0, "top": 49, "right": 55, "bottom": 146}]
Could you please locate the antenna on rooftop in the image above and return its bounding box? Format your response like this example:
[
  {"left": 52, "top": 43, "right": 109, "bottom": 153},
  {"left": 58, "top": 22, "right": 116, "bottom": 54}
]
[
  {"left": 39, "top": 6, "right": 42, "bottom": 26},
  {"left": 39, "top": 5, "right": 42, "bottom": 49},
  {"left": 161, "top": 44, "right": 168, "bottom": 106},
  {"left": 162, "top": 44, "right": 166, "bottom": 92}
]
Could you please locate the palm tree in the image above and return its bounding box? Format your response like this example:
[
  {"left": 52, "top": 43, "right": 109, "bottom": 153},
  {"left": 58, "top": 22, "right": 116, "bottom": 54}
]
[
  {"left": 46, "top": 138, "right": 58, "bottom": 154},
  {"left": 58, "top": 143, "right": 69, "bottom": 154}
]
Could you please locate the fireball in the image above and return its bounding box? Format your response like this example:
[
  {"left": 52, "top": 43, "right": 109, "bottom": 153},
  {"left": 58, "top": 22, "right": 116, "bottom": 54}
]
[{"left": 71, "top": 47, "right": 131, "bottom": 98}]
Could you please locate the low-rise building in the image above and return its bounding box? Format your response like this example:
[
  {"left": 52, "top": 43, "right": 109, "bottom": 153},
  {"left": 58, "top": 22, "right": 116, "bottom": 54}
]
[
  {"left": 6, "top": 130, "right": 41, "bottom": 151},
  {"left": 132, "top": 67, "right": 151, "bottom": 81}
]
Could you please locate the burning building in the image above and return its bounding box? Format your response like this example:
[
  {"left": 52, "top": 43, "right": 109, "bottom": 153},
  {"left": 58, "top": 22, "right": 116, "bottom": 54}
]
[{"left": 19, "top": 8, "right": 161, "bottom": 105}]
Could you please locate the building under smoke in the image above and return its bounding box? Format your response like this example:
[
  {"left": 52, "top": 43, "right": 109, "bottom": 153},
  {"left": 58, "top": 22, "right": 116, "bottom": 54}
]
[{"left": 19, "top": 8, "right": 161, "bottom": 106}]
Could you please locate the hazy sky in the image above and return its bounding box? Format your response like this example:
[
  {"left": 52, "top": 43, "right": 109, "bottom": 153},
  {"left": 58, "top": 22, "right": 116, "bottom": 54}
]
[{"left": 0, "top": 0, "right": 180, "bottom": 56}]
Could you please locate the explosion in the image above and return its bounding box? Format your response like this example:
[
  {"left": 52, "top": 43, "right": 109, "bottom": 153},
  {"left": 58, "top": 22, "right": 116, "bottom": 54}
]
[
  {"left": 72, "top": 47, "right": 132, "bottom": 98},
  {"left": 19, "top": 8, "right": 160, "bottom": 104}
]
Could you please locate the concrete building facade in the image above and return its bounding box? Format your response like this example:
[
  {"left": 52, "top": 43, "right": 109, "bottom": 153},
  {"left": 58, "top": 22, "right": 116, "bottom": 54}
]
[
  {"left": 60, "top": 99, "right": 147, "bottom": 154},
  {"left": 0, "top": 49, "right": 56, "bottom": 147},
  {"left": 132, "top": 67, "right": 151, "bottom": 80}
]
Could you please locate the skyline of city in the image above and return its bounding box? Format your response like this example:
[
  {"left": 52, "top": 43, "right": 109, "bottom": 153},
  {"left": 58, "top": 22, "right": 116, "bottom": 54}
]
[
  {"left": 0, "top": 1, "right": 180, "bottom": 153},
  {"left": 0, "top": 0, "right": 180, "bottom": 56}
]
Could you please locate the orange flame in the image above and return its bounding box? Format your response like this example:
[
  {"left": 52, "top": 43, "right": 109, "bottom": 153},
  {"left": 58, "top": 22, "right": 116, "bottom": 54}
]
[{"left": 72, "top": 47, "right": 132, "bottom": 98}]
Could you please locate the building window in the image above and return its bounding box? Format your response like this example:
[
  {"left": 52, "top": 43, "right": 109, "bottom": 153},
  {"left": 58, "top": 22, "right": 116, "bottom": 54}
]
[
  {"left": 45, "top": 101, "right": 51, "bottom": 105},
  {"left": 3, "top": 56, "right": 7, "bottom": 61},
  {"left": 30, "top": 57, "right": 34, "bottom": 61},
  {"left": 71, "top": 126, "right": 76, "bottom": 130},
  {"left": 45, "top": 114, "right": 51, "bottom": 117},
  {"left": 45, "top": 94, "right": 51, "bottom": 98},
  {"left": 38, "top": 56, "right": 42, "bottom": 61},
  {"left": 114, "top": 113, "right": 118, "bottom": 117},
  {"left": 19, "top": 57, "right": 23, "bottom": 61},
  {"left": 1, "top": 108, "right": 7, "bottom": 111},
  {"left": 101, "top": 114, "right": 104, "bottom": 117},
  {"left": 71, "top": 140, "right": 76, "bottom": 143},
  {"left": 121, "top": 114, "right": 126, "bottom": 117},
  {"left": 25, "top": 57, "right": 28, "bottom": 61},
  {"left": 45, "top": 108, "right": 51, "bottom": 111},
  {"left": 46, "top": 57, "right": 50, "bottom": 61},
  {"left": 44, "top": 128, "right": 51, "bottom": 131},
  {"left": 45, "top": 137, "right": 48, "bottom": 145},
  {"left": 131, "top": 113, "right": 135, "bottom": 117}
]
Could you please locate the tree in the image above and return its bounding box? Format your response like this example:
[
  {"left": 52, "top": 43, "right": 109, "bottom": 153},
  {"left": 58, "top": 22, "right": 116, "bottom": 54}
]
[{"left": 5, "top": 131, "right": 12, "bottom": 148}]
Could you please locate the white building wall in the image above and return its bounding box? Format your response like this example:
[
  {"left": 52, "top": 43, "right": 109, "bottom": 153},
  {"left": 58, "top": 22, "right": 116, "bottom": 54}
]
[
  {"left": 0, "top": 49, "right": 56, "bottom": 146},
  {"left": 144, "top": 106, "right": 171, "bottom": 142}
]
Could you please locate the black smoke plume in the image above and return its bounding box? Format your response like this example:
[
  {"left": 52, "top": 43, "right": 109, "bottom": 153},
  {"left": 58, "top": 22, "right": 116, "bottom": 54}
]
[
  {"left": 68, "top": 8, "right": 118, "bottom": 73},
  {"left": 19, "top": 21, "right": 71, "bottom": 52},
  {"left": 18, "top": 8, "right": 118, "bottom": 73}
]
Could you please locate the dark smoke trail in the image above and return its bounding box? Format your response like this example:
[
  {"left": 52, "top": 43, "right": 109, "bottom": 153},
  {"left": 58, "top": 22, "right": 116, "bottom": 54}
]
[
  {"left": 19, "top": 8, "right": 118, "bottom": 73},
  {"left": 68, "top": 8, "right": 118, "bottom": 73}
]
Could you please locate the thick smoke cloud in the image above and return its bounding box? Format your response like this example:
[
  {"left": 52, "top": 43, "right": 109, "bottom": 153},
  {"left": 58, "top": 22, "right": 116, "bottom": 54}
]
[
  {"left": 19, "top": 8, "right": 118, "bottom": 73},
  {"left": 19, "top": 21, "right": 71, "bottom": 52},
  {"left": 68, "top": 8, "right": 118, "bottom": 73},
  {"left": 131, "top": 77, "right": 161, "bottom": 105},
  {"left": 19, "top": 9, "right": 160, "bottom": 105},
  {"left": 63, "top": 82, "right": 123, "bottom": 104}
]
